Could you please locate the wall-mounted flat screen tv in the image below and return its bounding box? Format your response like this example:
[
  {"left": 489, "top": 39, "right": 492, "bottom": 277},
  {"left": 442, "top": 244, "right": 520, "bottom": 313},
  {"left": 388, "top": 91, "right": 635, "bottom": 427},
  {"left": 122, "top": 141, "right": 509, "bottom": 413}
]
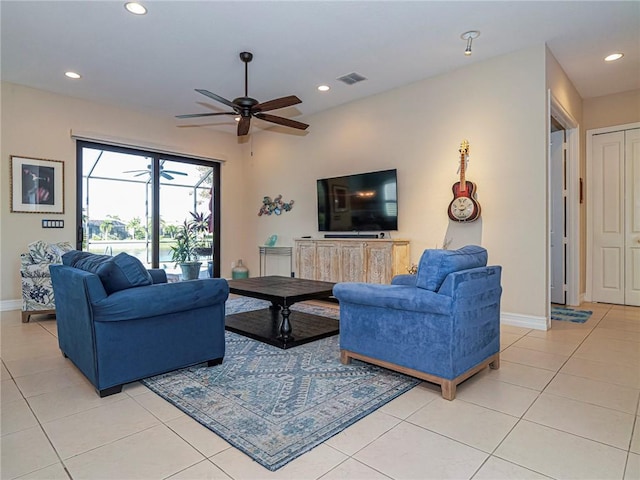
[{"left": 317, "top": 169, "right": 398, "bottom": 232}]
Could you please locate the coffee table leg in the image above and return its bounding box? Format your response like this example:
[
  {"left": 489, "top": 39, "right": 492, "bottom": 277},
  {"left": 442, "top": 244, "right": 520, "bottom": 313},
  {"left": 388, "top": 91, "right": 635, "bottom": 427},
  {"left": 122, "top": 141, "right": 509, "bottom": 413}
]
[
  {"left": 269, "top": 301, "right": 281, "bottom": 312},
  {"left": 278, "top": 306, "right": 293, "bottom": 341}
]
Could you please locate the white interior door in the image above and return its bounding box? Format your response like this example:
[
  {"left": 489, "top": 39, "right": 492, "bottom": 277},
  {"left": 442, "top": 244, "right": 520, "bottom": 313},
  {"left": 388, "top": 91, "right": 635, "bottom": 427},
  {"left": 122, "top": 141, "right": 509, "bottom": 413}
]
[
  {"left": 550, "top": 129, "right": 566, "bottom": 304},
  {"left": 591, "top": 128, "right": 640, "bottom": 306},
  {"left": 592, "top": 131, "right": 625, "bottom": 304},
  {"left": 625, "top": 128, "right": 640, "bottom": 305}
]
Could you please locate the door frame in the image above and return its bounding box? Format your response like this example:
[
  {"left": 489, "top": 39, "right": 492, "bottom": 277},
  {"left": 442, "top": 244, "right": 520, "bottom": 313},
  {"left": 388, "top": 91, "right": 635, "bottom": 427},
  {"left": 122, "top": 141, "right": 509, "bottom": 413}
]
[
  {"left": 585, "top": 122, "right": 640, "bottom": 302},
  {"left": 75, "top": 140, "right": 222, "bottom": 277},
  {"left": 550, "top": 128, "right": 566, "bottom": 305},
  {"left": 549, "top": 92, "right": 580, "bottom": 310}
]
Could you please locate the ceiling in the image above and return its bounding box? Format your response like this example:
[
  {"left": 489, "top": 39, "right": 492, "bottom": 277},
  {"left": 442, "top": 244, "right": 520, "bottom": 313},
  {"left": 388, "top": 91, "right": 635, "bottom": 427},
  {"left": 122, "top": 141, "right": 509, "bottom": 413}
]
[{"left": 2, "top": 1, "right": 639, "bottom": 135}]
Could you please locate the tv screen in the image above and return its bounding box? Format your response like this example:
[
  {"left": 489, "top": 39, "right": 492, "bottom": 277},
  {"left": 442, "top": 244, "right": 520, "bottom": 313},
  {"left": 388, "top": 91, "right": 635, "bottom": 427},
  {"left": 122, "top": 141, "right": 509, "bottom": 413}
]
[{"left": 317, "top": 169, "right": 398, "bottom": 232}]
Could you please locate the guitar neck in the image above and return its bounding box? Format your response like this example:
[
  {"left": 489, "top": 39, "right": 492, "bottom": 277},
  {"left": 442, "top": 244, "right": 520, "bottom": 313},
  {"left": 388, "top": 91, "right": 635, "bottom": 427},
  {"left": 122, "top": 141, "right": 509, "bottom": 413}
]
[{"left": 459, "top": 152, "right": 466, "bottom": 192}]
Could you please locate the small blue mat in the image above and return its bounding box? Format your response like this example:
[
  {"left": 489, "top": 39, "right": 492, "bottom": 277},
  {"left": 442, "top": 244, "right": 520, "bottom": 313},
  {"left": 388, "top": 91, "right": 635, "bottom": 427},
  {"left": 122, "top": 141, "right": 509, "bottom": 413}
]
[{"left": 551, "top": 306, "right": 592, "bottom": 323}]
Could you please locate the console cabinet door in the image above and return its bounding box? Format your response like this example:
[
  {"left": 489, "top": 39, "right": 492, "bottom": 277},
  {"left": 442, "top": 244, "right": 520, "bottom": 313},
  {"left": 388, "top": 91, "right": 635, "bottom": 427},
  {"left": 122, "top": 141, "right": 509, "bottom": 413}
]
[
  {"left": 341, "top": 242, "right": 366, "bottom": 282},
  {"left": 296, "top": 241, "right": 317, "bottom": 280},
  {"left": 316, "top": 241, "right": 342, "bottom": 282},
  {"left": 365, "top": 242, "right": 393, "bottom": 283}
]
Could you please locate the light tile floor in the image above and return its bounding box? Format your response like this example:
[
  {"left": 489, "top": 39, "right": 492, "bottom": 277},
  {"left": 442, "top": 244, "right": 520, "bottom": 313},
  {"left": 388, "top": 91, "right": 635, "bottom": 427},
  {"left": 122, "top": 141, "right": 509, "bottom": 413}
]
[{"left": 1, "top": 303, "right": 639, "bottom": 479}]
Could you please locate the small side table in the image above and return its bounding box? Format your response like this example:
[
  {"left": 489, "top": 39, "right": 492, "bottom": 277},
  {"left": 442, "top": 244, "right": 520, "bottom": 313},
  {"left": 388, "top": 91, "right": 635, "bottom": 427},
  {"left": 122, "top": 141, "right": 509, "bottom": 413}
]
[{"left": 259, "top": 246, "right": 293, "bottom": 277}]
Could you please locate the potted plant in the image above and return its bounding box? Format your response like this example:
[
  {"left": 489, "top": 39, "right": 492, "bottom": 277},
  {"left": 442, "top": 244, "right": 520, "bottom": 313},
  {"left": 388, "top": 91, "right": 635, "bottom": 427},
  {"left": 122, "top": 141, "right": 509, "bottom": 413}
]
[
  {"left": 190, "top": 211, "right": 213, "bottom": 259},
  {"left": 170, "top": 218, "right": 202, "bottom": 280}
]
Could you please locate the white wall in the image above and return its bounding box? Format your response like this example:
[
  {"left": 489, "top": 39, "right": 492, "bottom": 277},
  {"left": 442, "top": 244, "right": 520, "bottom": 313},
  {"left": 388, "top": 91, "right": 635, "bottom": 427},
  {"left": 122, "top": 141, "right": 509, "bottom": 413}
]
[
  {"left": 1, "top": 82, "right": 246, "bottom": 305},
  {"left": 244, "top": 45, "right": 549, "bottom": 323}
]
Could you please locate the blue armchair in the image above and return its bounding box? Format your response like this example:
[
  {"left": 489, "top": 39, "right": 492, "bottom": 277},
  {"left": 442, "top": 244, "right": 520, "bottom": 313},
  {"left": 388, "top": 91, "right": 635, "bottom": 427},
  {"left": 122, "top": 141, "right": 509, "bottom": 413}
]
[
  {"left": 333, "top": 245, "right": 501, "bottom": 400},
  {"left": 50, "top": 251, "right": 228, "bottom": 397}
]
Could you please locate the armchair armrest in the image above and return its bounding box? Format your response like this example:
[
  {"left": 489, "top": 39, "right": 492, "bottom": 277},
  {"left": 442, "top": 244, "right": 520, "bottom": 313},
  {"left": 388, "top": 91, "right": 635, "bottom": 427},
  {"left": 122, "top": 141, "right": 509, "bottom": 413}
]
[
  {"left": 391, "top": 274, "right": 417, "bottom": 286},
  {"left": 333, "top": 282, "right": 451, "bottom": 315}
]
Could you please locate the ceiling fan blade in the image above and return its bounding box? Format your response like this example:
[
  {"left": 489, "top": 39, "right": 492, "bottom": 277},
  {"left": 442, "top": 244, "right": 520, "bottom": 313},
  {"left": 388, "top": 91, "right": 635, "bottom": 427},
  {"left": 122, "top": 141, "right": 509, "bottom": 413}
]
[
  {"left": 176, "top": 112, "right": 235, "bottom": 119},
  {"left": 255, "top": 113, "right": 309, "bottom": 131},
  {"left": 238, "top": 116, "right": 251, "bottom": 136},
  {"left": 123, "top": 170, "right": 147, "bottom": 174},
  {"left": 254, "top": 95, "right": 301, "bottom": 113},
  {"left": 161, "top": 172, "right": 174, "bottom": 180},
  {"left": 195, "top": 89, "right": 237, "bottom": 109},
  {"left": 163, "top": 170, "right": 188, "bottom": 176},
  {"left": 134, "top": 172, "right": 148, "bottom": 177}
]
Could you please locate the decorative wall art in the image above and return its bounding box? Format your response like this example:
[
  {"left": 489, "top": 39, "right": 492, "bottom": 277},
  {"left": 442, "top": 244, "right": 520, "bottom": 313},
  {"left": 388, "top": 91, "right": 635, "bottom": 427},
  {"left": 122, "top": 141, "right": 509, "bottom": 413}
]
[
  {"left": 447, "top": 140, "right": 481, "bottom": 222},
  {"left": 258, "top": 195, "right": 294, "bottom": 216},
  {"left": 10, "top": 156, "right": 65, "bottom": 214}
]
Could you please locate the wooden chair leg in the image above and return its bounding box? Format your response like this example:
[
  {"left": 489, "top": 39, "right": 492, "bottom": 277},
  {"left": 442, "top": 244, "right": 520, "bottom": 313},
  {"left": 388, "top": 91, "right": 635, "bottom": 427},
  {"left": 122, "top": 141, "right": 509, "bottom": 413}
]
[
  {"left": 21, "top": 311, "right": 30, "bottom": 323},
  {"left": 490, "top": 354, "right": 500, "bottom": 370},
  {"left": 441, "top": 380, "right": 456, "bottom": 400},
  {"left": 207, "top": 357, "right": 223, "bottom": 367},
  {"left": 340, "top": 350, "right": 352, "bottom": 365},
  {"left": 98, "top": 385, "right": 123, "bottom": 397}
]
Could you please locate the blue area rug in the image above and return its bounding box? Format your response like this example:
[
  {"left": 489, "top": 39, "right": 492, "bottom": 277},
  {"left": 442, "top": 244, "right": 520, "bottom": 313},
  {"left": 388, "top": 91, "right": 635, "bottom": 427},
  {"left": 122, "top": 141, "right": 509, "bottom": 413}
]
[
  {"left": 551, "top": 306, "right": 593, "bottom": 323},
  {"left": 141, "top": 298, "right": 419, "bottom": 471}
]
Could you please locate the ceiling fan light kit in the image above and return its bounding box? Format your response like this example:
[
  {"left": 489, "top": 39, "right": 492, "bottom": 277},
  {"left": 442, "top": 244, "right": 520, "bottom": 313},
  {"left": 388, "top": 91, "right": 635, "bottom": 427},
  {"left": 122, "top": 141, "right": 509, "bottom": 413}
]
[{"left": 177, "top": 52, "right": 309, "bottom": 136}]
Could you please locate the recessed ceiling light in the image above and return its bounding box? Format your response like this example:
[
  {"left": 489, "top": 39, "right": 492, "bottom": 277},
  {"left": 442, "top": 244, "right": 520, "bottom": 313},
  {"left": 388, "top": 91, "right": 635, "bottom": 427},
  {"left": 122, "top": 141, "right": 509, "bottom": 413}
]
[
  {"left": 124, "top": 2, "right": 147, "bottom": 15},
  {"left": 65, "top": 71, "right": 81, "bottom": 79},
  {"left": 604, "top": 53, "right": 623, "bottom": 62},
  {"left": 317, "top": 85, "right": 330, "bottom": 92}
]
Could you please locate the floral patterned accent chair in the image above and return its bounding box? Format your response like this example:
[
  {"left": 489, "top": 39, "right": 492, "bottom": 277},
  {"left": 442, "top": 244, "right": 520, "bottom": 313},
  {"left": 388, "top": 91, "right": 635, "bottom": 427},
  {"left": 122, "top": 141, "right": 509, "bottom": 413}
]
[{"left": 20, "top": 240, "right": 75, "bottom": 322}]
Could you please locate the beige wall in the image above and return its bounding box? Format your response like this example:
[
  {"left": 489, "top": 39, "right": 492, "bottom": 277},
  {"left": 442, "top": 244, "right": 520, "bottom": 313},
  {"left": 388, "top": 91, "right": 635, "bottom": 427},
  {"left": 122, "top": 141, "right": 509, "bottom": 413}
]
[
  {"left": 2, "top": 44, "right": 561, "bottom": 324},
  {"left": 244, "top": 45, "right": 549, "bottom": 320},
  {"left": 1, "top": 82, "right": 248, "bottom": 304},
  {"left": 583, "top": 89, "right": 640, "bottom": 131}
]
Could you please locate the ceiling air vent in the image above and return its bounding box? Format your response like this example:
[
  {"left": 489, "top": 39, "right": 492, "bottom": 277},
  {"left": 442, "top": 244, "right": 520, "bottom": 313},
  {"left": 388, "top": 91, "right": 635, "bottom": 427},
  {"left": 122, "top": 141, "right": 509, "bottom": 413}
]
[{"left": 337, "top": 72, "right": 367, "bottom": 85}]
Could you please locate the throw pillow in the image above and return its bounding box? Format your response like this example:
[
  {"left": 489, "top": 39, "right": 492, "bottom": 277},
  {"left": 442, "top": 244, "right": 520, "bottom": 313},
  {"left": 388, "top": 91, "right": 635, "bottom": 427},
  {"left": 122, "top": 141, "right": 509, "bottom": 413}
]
[
  {"left": 62, "top": 251, "right": 152, "bottom": 294},
  {"left": 415, "top": 245, "right": 488, "bottom": 292},
  {"left": 47, "top": 241, "right": 75, "bottom": 263},
  {"left": 27, "top": 240, "right": 49, "bottom": 264}
]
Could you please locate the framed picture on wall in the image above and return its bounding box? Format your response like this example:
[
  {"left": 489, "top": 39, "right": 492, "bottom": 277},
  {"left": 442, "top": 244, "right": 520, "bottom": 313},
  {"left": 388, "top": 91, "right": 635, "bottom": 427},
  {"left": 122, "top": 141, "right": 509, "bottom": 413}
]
[{"left": 10, "top": 155, "right": 65, "bottom": 214}]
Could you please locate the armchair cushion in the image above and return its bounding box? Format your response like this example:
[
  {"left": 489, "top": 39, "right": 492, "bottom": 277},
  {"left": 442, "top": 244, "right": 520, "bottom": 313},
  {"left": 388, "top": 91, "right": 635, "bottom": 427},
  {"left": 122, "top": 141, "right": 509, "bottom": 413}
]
[
  {"left": 415, "top": 245, "right": 487, "bottom": 291},
  {"left": 63, "top": 251, "right": 153, "bottom": 294},
  {"left": 332, "top": 283, "right": 452, "bottom": 315}
]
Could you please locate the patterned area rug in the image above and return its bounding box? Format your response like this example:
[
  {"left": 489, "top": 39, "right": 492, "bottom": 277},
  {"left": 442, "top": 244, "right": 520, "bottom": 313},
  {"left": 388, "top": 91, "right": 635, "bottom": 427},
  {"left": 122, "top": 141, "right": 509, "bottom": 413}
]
[
  {"left": 141, "top": 299, "right": 419, "bottom": 471},
  {"left": 551, "top": 306, "right": 593, "bottom": 323}
]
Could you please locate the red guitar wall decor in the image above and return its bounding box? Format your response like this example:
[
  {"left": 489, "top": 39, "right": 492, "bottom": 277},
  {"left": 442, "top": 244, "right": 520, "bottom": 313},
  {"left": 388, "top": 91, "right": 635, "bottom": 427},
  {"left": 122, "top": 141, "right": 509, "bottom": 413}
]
[{"left": 448, "top": 140, "right": 481, "bottom": 222}]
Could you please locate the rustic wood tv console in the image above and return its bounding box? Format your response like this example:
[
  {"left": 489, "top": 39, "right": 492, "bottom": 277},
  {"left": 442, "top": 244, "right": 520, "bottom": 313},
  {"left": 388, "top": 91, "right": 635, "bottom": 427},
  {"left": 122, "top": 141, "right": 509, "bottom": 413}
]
[{"left": 294, "top": 238, "right": 410, "bottom": 284}]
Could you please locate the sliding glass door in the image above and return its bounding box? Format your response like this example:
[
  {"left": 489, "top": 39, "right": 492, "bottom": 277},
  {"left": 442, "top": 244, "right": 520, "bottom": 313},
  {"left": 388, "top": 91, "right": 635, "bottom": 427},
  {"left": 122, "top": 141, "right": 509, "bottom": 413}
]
[{"left": 77, "top": 141, "right": 221, "bottom": 277}]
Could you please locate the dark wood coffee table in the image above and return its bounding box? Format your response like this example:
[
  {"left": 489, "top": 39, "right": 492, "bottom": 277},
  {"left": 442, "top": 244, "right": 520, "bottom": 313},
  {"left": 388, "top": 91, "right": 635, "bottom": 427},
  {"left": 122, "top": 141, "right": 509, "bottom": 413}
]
[{"left": 226, "top": 276, "right": 337, "bottom": 349}]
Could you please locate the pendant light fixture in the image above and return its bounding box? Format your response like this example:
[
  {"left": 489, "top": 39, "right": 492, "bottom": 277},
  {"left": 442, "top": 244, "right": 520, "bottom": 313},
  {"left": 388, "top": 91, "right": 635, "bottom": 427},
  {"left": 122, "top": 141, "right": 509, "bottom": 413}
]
[{"left": 461, "top": 31, "right": 480, "bottom": 56}]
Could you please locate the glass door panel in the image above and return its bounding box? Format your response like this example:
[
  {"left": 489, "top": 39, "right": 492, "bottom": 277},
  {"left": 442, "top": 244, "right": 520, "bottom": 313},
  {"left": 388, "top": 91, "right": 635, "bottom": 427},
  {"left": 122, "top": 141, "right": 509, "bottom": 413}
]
[
  {"left": 159, "top": 160, "right": 214, "bottom": 278},
  {"left": 81, "top": 146, "right": 154, "bottom": 267}
]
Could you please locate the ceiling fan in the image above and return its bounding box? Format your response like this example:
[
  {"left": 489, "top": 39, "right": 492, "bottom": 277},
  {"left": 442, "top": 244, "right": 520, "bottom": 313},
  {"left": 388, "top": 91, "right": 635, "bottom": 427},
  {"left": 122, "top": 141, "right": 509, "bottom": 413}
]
[
  {"left": 176, "top": 52, "right": 309, "bottom": 136},
  {"left": 124, "top": 165, "right": 188, "bottom": 181}
]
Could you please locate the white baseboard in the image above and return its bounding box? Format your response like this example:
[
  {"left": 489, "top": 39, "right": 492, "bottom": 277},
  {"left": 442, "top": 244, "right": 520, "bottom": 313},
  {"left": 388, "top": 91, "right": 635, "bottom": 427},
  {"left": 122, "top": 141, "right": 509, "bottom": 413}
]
[
  {"left": 1, "top": 299, "right": 22, "bottom": 312},
  {"left": 501, "top": 311, "right": 548, "bottom": 330}
]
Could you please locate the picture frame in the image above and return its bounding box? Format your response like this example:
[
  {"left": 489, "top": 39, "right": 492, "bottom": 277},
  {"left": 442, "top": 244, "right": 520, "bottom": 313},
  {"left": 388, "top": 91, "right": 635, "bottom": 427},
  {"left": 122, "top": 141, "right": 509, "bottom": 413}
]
[{"left": 10, "top": 155, "right": 65, "bottom": 214}]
